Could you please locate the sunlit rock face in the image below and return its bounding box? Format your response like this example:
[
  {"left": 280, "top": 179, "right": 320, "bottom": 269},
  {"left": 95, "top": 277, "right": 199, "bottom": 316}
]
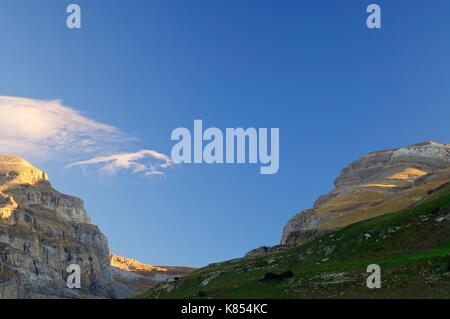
[
  {"left": 0, "top": 155, "right": 113, "bottom": 298},
  {"left": 110, "top": 254, "right": 195, "bottom": 298},
  {"left": 281, "top": 142, "right": 450, "bottom": 246}
]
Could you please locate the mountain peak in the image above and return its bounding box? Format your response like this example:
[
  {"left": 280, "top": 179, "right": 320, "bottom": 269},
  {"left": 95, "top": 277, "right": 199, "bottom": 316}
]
[
  {"left": 0, "top": 155, "right": 48, "bottom": 187},
  {"left": 0, "top": 155, "right": 193, "bottom": 298},
  {"left": 0, "top": 155, "right": 114, "bottom": 298},
  {"left": 0, "top": 154, "right": 89, "bottom": 223},
  {"left": 111, "top": 254, "right": 168, "bottom": 273},
  {"left": 282, "top": 141, "right": 450, "bottom": 246},
  {"left": 410, "top": 141, "right": 450, "bottom": 147}
]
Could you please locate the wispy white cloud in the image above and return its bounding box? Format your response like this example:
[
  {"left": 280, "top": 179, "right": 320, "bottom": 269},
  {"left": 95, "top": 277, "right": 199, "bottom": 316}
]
[
  {"left": 0, "top": 96, "right": 173, "bottom": 177},
  {"left": 0, "top": 96, "right": 129, "bottom": 158},
  {"left": 67, "top": 150, "right": 174, "bottom": 177}
]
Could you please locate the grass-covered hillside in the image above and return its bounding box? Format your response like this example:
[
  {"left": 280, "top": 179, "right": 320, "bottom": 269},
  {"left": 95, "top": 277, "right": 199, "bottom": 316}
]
[{"left": 141, "top": 185, "right": 450, "bottom": 299}]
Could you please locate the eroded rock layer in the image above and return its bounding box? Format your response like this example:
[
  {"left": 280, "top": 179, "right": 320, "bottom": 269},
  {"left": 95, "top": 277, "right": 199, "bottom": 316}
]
[{"left": 0, "top": 155, "right": 113, "bottom": 298}]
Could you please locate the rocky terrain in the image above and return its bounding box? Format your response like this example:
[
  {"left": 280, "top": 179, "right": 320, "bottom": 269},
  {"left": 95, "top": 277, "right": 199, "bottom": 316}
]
[
  {"left": 111, "top": 254, "right": 194, "bottom": 298},
  {"left": 281, "top": 142, "right": 450, "bottom": 246},
  {"left": 0, "top": 155, "right": 113, "bottom": 298},
  {"left": 4, "top": 142, "right": 450, "bottom": 299},
  {"left": 0, "top": 155, "right": 190, "bottom": 299}
]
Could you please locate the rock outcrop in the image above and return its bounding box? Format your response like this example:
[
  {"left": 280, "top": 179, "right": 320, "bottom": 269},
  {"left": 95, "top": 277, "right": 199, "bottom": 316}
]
[
  {"left": 281, "top": 142, "right": 450, "bottom": 246},
  {"left": 0, "top": 155, "right": 113, "bottom": 298},
  {"left": 110, "top": 254, "right": 194, "bottom": 298}
]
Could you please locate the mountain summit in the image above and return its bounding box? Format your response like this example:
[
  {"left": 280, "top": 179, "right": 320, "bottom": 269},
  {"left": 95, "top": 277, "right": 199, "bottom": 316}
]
[
  {"left": 0, "top": 155, "right": 113, "bottom": 298},
  {"left": 281, "top": 142, "right": 450, "bottom": 245},
  {"left": 0, "top": 155, "right": 190, "bottom": 298}
]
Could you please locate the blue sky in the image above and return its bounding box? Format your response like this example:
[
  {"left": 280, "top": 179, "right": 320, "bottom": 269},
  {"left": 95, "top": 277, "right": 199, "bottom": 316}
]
[{"left": 0, "top": 0, "right": 449, "bottom": 267}]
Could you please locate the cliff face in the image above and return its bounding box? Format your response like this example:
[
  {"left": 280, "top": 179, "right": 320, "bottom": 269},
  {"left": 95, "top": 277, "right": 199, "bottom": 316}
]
[
  {"left": 0, "top": 155, "right": 114, "bottom": 298},
  {"left": 0, "top": 155, "right": 193, "bottom": 299},
  {"left": 281, "top": 142, "right": 450, "bottom": 246}
]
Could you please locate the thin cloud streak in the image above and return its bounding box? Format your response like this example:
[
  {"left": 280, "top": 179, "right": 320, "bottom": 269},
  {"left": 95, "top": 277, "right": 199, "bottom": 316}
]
[{"left": 67, "top": 150, "right": 175, "bottom": 177}]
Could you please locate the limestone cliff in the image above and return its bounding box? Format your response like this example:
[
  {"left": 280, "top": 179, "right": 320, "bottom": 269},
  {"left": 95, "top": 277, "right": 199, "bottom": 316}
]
[
  {"left": 0, "top": 155, "right": 193, "bottom": 299},
  {"left": 0, "top": 155, "right": 113, "bottom": 298},
  {"left": 281, "top": 142, "right": 450, "bottom": 246}
]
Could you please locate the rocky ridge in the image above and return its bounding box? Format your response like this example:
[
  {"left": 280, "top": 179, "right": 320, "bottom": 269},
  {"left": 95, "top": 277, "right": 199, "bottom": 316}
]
[
  {"left": 281, "top": 142, "right": 450, "bottom": 245},
  {"left": 0, "top": 155, "right": 112, "bottom": 298},
  {"left": 111, "top": 254, "right": 194, "bottom": 298}
]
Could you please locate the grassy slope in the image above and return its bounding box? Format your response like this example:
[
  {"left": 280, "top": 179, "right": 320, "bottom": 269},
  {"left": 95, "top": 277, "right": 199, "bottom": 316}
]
[{"left": 142, "top": 187, "right": 450, "bottom": 299}]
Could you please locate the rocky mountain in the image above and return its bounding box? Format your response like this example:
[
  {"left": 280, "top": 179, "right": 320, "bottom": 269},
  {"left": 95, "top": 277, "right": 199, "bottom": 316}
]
[
  {"left": 0, "top": 155, "right": 113, "bottom": 298},
  {"left": 281, "top": 141, "right": 450, "bottom": 246},
  {"left": 0, "top": 155, "right": 191, "bottom": 299},
  {"left": 111, "top": 254, "right": 194, "bottom": 298}
]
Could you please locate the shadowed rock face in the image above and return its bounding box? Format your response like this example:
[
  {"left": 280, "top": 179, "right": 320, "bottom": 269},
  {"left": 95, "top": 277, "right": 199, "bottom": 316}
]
[
  {"left": 0, "top": 155, "right": 114, "bottom": 298},
  {"left": 281, "top": 142, "right": 450, "bottom": 246}
]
